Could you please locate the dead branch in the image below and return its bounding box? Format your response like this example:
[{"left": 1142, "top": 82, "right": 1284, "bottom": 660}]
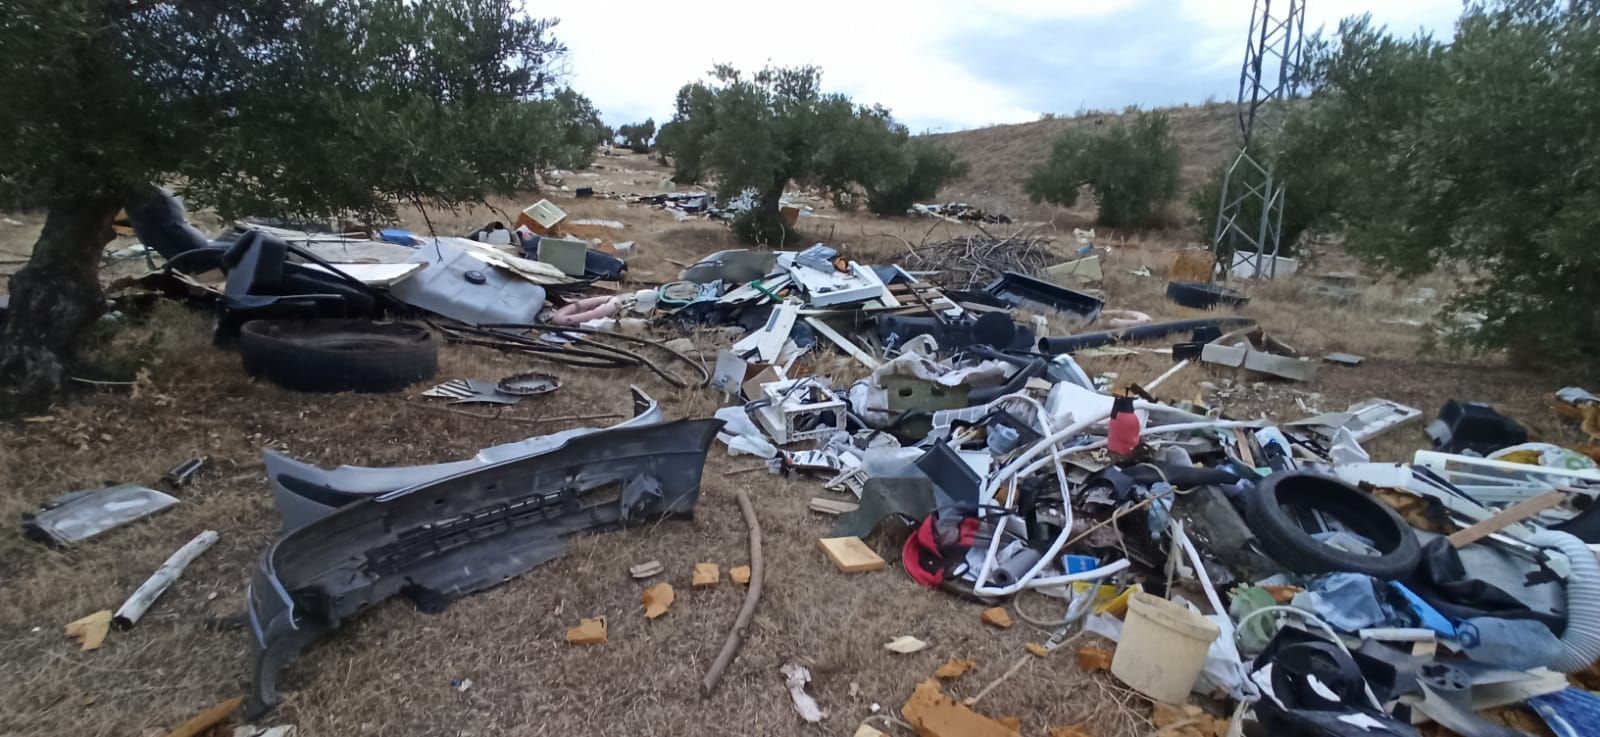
[{"left": 702, "top": 486, "right": 764, "bottom": 695}]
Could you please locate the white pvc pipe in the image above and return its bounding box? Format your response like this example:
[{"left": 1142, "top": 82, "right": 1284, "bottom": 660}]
[
  {"left": 1145, "top": 360, "right": 1192, "bottom": 391},
  {"left": 972, "top": 412, "right": 1107, "bottom": 596},
  {"left": 971, "top": 417, "right": 1266, "bottom": 596}
]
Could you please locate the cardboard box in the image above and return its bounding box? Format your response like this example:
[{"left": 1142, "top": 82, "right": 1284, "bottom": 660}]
[{"left": 514, "top": 199, "right": 566, "bottom": 235}]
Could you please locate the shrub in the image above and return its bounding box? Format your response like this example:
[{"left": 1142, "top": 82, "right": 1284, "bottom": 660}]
[
  {"left": 865, "top": 139, "right": 970, "bottom": 216},
  {"left": 617, "top": 118, "right": 656, "bottom": 154},
  {"left": 1267, "top": 1, "right": 1600, "bottom": 361},
  {"left": 1024, "top": 111, "right": 1181, "bottom": 228}
]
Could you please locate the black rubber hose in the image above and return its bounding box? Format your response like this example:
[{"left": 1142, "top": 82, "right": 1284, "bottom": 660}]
[
  {"left": 444, "top": 326, "right": 651, "bottom": 371},
  {"left": 442, "top": 335, "right": 639, "bottom": 369},
  {"left": 477, "top": 322, "right": 712, "bottom": 388},
  {"left": 1037, "top": 317, "right": 1257, "bottom": 354}
]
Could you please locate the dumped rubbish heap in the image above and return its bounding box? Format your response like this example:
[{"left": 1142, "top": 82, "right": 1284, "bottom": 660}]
[
  {"left": 61, "top": 189, "right": 1600, "bottom": 734},
  {"left": 910, "top": 202, "right": 1013, "bottom": 224}
]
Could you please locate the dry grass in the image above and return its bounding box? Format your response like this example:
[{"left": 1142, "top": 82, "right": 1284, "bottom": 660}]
[
  {"left": 0, "top": 304, "right": 1132, "bottom": 737},
  {"left": 1, "top": 148, "right": 1591, "bottom": 737}
]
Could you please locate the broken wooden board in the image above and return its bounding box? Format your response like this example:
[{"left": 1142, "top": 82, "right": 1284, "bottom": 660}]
[
  {"left": 809, "top": 497, "right": 860, "bottom": 516},
  {"left": 64, "top": 610, "right": 112, "bottom": 651},
  {"left": 818, "top": 536, "right": 886, "bottom": 572},
  {"left": 565, "top": 616, "right": 607, "bottom": 644},
  {"left": 162, "top": 696, "right": 243, "bottom": 737},
  {"left": 935, "top": 659, "right": 976, "bottom": 679},
  {"left": 641, "top": 583, "right": 674, "bottom": 619},
  {"left": 1076, "top": 647, "right": 1113, "bottom": 673},
  {"left": 693, "top": 562, "right": 721, "bottom": 586},
  {"left": 1448, "top": 491, "right": 1569, "bottom": 548},
  {"left": 901, "top": 678, "right": 1021, "bottom": 737},
  {"left": 980, "top": 607, "right": 1013, "bottom": 629},
  {"left": 805, "top": 316, "right": 881, "bottom": 370}
]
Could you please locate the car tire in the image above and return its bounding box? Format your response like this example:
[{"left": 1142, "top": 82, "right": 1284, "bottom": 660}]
[
  {"left": 1243, "top": 471, "right": 1422, "bottom": 580},
  {"left": 240, "top": 319, "right": 437, "bottom": 393},
  {"left": 1166, "top": 280, "right": 1249, "bottom": 309}
]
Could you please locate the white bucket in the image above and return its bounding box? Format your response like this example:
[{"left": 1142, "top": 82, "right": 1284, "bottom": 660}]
[{"left": 1110, "top": 593, "right": 1221, "bottom": 703}]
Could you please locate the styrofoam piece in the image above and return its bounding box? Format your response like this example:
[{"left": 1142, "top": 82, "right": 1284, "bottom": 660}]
[{"left": 1230, "top": 251, "right": 1299, "bottom": 279}]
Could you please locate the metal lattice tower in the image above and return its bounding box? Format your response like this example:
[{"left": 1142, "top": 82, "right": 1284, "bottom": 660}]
[{"left": 1211, "top": 0, "right": 1305, "bottom": 279}]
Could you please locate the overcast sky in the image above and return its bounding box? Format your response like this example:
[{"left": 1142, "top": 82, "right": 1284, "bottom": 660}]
[{"left": 544, "top": 0, "right": 1462, "bottom": 134}]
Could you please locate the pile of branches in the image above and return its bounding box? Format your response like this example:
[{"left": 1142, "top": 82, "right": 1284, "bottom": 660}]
[{"left": 903, "top": 230, "right": 1057, "bottom": 289}]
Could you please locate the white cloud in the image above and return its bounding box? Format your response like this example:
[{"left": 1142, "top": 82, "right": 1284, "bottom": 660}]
[{"left": 535, "top": 0, "right": 1462, "bottom": 133}]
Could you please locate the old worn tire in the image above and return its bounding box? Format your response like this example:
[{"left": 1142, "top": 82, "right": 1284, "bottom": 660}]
[
  {"left": 1166, "top": 281, "right": 1249, "bottom": 309},
  {"left": 240, "top": 319, "right": 437, "bottom": 393},
  {"left": 1243, "top": 471, "right": 1421, "bottom": 580}
]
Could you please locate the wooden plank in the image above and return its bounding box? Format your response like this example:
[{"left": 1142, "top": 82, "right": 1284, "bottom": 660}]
[
  {"left": 818, "top": 536, "right": 886, "bottom": 572},
  {"left": 1448, "top": 491, "right": 1569, "bottom": 548},
  {"left": 1232, "top": 427, "right": 1257, "bottom": 468},
  {"left": 804, "top": 317, "right": 880, "bottom": 369},
  {"left": 809, "top": 497, "right": 860, "bottom": 516},
  {"left": 163, "top": 697, "right": 243, "bottom": 737}
]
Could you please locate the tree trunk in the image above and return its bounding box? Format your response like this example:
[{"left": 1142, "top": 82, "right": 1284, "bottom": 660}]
[
  {"left": 0, "top": 191, "right": 122, "bottom": 416},
  {"left": 758, "top": 178, "right": 789, "bottom": 246}
]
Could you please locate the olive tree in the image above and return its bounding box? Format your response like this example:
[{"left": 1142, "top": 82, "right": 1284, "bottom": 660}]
[
  {"left": 0, "top": 0, "right": 581, "bottom": 413},
  {"left": 657, "top": 65, "right": 965, "bottom": 244},
  {"left": 1261, "top": 1, "right": 1600, "bottom": 360},
  {"left": 617, "top": 119, "right": 657, "bottom": 153},
  {"left": 1024, "top": 111, "right": 1182, "bottom": 227}
]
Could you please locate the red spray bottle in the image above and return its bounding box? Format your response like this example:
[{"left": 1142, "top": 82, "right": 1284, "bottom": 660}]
[{"left": 1107, "top": 395, "right": 1142, "bottom": 455}]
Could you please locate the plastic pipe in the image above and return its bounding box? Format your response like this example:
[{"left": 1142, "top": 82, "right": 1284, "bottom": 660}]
[
  {"left": 971, "top": 412, "right": 1108, "bottom": 596},
  {"left": 1038, "top": 317, "right": 1257, "bottom": 354},
  {"left": 970, "top": 417, "right": 1264, "bottom": 596},
  {"left": 1529, "top": 530, "right": 1600, "bottom": 672}
]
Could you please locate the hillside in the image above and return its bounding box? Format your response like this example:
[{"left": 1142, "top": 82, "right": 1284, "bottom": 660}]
[{"left": 924, "top": 102, "right": 1242, "bottom": 223}]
